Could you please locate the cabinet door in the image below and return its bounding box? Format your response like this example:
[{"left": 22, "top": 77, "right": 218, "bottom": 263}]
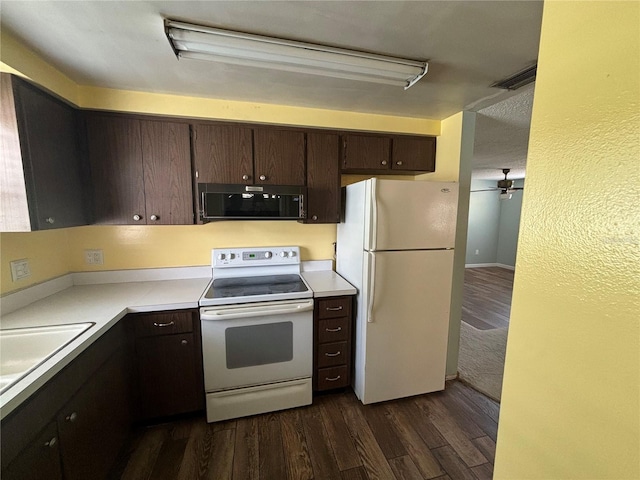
[
  {"left": 193, "top": 124, "right": 253, "bottom": 184},
  {"left": 253, "top": 129, "right": 306, "bottom": 185},
  {"left": 141, "top": 120, "right": 193, "bottom": 224},
  {"left": 342, "top": 134, "right": 391, "bottom": 171},
  {"left": 391, "top": 136, "right": 436, "bottom": 172},
  {"left": 57, "top": 349, "right": 130, "bottom": 480},
  {"left": 306, "top": 133, "right": 340, "bottom": 223},
  {"left": 86, "top": 114, "right": 146, "bottom": 224},
  {"left": 2, "top": 421, "right": 63, "bottom": 480},
  {"left": 11, "top": 76, "right": 89, "bottom": 230},
  {"left": 135, "top": 332, "right": 204, "bottom": 421}
]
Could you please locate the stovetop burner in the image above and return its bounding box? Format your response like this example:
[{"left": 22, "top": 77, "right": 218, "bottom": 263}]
[{"left": 204, "top": 274, "right": 308, "bottom": 300}]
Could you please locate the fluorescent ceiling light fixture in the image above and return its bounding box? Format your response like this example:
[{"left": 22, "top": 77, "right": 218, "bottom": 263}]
[{"left": 164, "top": 20, "right": 428, "bottom": 89}]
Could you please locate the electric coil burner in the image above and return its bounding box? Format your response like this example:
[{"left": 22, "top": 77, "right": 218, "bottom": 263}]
[{"left": 198, "top": 246, "right": 313, "bottom": 422}]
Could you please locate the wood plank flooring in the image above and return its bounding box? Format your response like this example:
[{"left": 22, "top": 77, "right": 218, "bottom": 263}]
[
  {"left": 462, "top": 267, "right": 514, "bottom": 330},
  {"left": 110, "top": 381, "right": 498, "bottom": 480}
]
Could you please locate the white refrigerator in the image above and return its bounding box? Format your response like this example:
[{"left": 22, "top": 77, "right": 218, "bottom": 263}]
[{"left": 336, "top": 178, "right": 458, "bottom": 404}]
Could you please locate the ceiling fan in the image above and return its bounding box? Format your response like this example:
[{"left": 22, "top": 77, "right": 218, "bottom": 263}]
[{"left": 472, "top": 168, "right": 524, "bottom": 199}]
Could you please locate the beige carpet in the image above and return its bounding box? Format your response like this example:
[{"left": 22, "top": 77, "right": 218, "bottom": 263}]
[{"left": 458, "top": 321, "right": 508, "bottom": 402}]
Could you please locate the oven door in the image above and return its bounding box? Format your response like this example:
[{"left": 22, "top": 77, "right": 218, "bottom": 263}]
[{"left": 199, "top": 299, "right": 313, "bottom": 392}]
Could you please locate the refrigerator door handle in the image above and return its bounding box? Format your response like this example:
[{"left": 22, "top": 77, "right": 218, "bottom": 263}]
[
  {"left": 367, "top": 252, "right": 376, "bottom": 323},
  {"left": 370, "top": 178, "right": 378, "bottom": 251}
]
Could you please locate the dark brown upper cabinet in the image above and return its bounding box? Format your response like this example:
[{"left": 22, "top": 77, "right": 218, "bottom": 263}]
[
  {"left": 306, "top": 132, "right": 340, "bottom": 223},
  {"left": 342, "top": 134, "right": 391, "bottom": 171},
  {"left": 253, "top": 128, "right": 306, "bottom": 186},
  {"left": 341, "top": 133, "right": 436, "bottom": 175},
  {"left": 192, "top": 124, "right": 305, "bottom": 186},
  {"left": 391, "top": 135, "right": 436, "bottom": 172},
  {"left": 86, "top": 113, "right": 193, "bottom": 225},
  {"left": 0, "top": 74, "right": 89, "bottom": 231},
  {"left": 192, "top": 124, "right": 253, "bottom": 184}
]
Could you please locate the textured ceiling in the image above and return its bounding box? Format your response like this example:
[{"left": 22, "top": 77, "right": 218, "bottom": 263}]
[
  {"left": 0, "top": 1, "right": 540, "bottom": 177},
  {"left": 472, "top": 85, "right": 534, "bottom": 180}
]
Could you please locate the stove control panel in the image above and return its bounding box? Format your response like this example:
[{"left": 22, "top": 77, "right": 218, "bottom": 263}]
[{"left": 212, "top": 246, "right": 301, "bottom": 268}]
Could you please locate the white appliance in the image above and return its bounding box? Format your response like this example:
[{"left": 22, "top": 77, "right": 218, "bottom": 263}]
[
  {"left": 199, "top": 246, "right": 313, "bottom": 422},
  {"left": 336, "top": 178, "right": 458, "bottom": 404}
]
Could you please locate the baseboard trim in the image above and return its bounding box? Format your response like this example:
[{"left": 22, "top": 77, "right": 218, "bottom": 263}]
[
  {"left": 465, "top": 263, "right": 515, "bottom": 271},
  {"left": 445, "top": 374, "right": 458, "bottom": 381}
]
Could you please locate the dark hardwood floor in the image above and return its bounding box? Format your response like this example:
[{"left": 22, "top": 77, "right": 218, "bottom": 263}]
[
  {"left": 462, "top": 267, "right": 514, "bottom": 330},
  {"left": 110, "top": 381, "right": 498, "bottom": 480}
]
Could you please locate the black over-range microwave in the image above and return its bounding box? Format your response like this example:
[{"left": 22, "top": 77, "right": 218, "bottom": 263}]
[{"left": 198, "top": 183, "right": 306, "bottom": 221}]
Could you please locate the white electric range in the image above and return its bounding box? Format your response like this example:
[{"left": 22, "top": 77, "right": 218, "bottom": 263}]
[{"left": 198, "top": 246, "right": 314, "bottom": 423}]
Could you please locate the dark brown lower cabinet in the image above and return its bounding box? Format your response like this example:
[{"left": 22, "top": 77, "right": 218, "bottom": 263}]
[
  {"left": 57, "top": 350, "right": 130, "bottom": 480},
  {"left": 132, "top": 310, "right": 205, "bottom": 422},
  {"left": 313, "top": 295, "right": 355, "bottom": 391},
  {"left": 0, "top": 320, "right": 131, "bottom": 480},
  {"left": 1, "top": 421, "right": 63, "bottom": 480}
]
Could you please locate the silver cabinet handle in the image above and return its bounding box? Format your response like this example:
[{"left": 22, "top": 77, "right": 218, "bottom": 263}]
[
  {"left": 181, "top": 339, "right": 188, "bottom": 345},
  {"left": 326, "top": 306, "right": 343, "bottom": 311},
  {"left": 44, "top": 437, "right": 58, "bottom": 448},
  {"left": 153, "top": 321, "right": 175, "bottom": 327},
  {"left": 242, "top": 174, "right": 249, "bottom": 181},
  {"left": 325, "top": 375, "right": 341, "bottom": 382},
  {"left": 150, "top": 214, "right": 159, "bottom": 221},
  {"left": 65, "top": 412, "right": 78, "bottom": 422},
  {"left": 325, "top": 351, "right": 341, "bottom": 357},
  {"left": 133, "top": 214, "right": 142, "bottom": 221},
  {"left": 381, "top": 160, "right": 388, "bottom": 165},
  {"left": 325, "top": 326, "right": 342, "bottom": 332},
  {"left": 312, "top": 215, "right": 318, "bottom": 221},
  {"left": 45, "top": 217, "right": 55, "bottom": 224},
  {"left": 396, "top": 161, "right": 403, "bottom": 166},
  {"left": 259, "top": 174, "right": 267, "bottom": 181}
]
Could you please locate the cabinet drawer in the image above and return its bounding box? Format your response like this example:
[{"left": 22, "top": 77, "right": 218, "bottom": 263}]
[
  {"left": 134, "top": 311, "right": 193, "bottom": 337},
  {"left": 317, "top": 297, "right": 351, "bottom": 319},
  {"left": 317, "top": 341, "right": 348, "bottom": 368},
  {"left": 316, "top": 365, "right": 349, "bottom": 390},
  {"left": 317, "top": 317, "right": 349, "bottom": 344}
]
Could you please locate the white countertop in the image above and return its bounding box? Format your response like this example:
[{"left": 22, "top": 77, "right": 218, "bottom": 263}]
[
  {"left": 0, "top": 277, "right": 210, "bottom": 418},
  {"left": 0, "top": 265, "right": 355, "bottom": 419},
  {"left": 301, "top": 270, "right": 357, "bottom": 297}
]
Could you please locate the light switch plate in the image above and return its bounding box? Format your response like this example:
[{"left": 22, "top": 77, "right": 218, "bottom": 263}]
[
  {"left": 10, "top": 259, "right": 31, "bottom": 281},
  {"left": 84, "top": 249, "right": 104, "bottom": 265}
]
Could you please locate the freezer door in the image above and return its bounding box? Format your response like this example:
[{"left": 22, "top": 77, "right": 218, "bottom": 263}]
[
  {"left": 365, "top": 179, "right": 458, "bottom": 251},
  {"left": 355, "top": 249, "right": 454, "bottom": 404}
]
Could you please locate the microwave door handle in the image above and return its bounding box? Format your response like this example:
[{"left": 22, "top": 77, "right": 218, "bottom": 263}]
[{"left": 201, "top": 300, "right": 314, "bottom": 321}]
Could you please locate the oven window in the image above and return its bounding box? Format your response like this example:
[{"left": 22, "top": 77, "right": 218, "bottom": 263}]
[{"left": 225, "top": 321, "right": 293, "bottom": 369}]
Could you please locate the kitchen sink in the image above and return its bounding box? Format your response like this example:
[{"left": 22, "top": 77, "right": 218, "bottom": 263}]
[{"left": 0, "top": 322, "right": 95, "bottom": 394}]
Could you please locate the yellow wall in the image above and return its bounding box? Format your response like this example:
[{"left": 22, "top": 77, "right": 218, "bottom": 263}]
[
  {"left": 494, "top": 2, "right": 640, "bottom": 478},
  {"left": 0, "top": 35, "right": 453, "bottom": 295}
]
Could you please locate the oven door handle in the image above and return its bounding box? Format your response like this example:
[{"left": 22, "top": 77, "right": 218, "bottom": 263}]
[{"left": 200, "top": 300, "right": 314, "bottom": 321}]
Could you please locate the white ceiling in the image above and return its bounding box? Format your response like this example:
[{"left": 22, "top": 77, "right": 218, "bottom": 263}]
[{"left": 0, "top": 1, "right": 541, "bottom": 179}]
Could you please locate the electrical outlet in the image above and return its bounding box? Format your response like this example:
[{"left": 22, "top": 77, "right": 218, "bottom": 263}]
[
  {"left": 475, "top": 249, "right": 480, "bottom": 255},
  {"left": 10, "top": 259, "right": 31, "bottom": 281},
  {"left": 84, "top": 249, "right": 104, "bottom": 265}
]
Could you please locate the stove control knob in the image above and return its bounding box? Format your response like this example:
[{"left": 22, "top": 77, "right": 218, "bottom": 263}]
[
  {"left": 289, "top": 251, "right": 296, "bottom": 258},
  {"left": 217, "top": 253, "right": 226, "bottom": 261},
  {"left": 280, "top": 251, "right": 288, "bottom": 258},
  {"left": 264, "top": 251, "right": 272, "bottom": 259}
]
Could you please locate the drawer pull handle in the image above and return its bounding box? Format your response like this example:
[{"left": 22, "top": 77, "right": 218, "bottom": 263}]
[
  {"left": 325, "top": 375, "right": 341, "bottom": 382},
  {"left": 325, "top": 351, "right": 341, "bottom": 357},
  {"left": 325, "top": 326, "right": 342, "bottom": 332},
  {"left": 65, "top": 412, "right": 78, "bottom": 423},
  {"left": 326, "top": 306, "right": 343, "bottom": 311},
  {"left": 153, "top": 321, "right": 175, "bottom": 327}
]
